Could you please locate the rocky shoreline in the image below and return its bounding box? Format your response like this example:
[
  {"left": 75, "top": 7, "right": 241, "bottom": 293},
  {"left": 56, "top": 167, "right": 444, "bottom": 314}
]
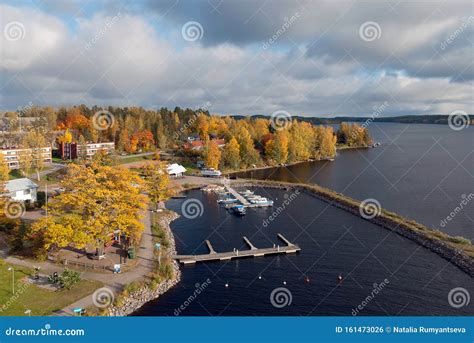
[
  {"left": 233, "top": 180, "right": 474, "bottom": 277},
  {"left": 107, "top": 211, "right": 182, "bottom": 316}
]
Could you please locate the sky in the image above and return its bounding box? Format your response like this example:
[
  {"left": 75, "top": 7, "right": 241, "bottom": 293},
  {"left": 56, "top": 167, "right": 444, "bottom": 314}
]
[{"left": 0, "top": 0, "right": 473, "bottom": 117}]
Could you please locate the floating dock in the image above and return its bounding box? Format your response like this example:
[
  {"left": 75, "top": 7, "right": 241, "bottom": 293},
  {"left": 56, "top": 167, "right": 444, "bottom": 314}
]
[
  {"left": 224, "top": 185, "right": 273, "bottom": 208},
  {"left": 173, "top": 234, "right": 300, "bottom": 264}
]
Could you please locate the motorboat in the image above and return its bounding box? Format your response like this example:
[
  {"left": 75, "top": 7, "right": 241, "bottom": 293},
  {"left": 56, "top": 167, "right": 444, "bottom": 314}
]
[{"left": 228, "top": 204, "right": 246, "bottom": 216}]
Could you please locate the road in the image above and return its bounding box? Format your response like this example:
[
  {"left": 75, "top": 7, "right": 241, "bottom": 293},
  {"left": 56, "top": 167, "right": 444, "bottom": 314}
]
[{"left": 0, "top": 209, "right": 155, "bottom": 316}]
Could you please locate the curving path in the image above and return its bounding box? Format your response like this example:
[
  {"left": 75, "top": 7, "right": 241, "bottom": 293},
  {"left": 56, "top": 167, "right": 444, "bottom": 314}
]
[{"left": 1, "top": 209, "right": 154, "bottom": 316}]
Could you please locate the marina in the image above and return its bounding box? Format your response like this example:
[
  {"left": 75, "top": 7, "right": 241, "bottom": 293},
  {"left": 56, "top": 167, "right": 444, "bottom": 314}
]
[
  {"left": 173, "top": 234, "right": 301, "bottom": 264},
  {"left": 205, "top": 184, "right": 275, "bottom": 209}
]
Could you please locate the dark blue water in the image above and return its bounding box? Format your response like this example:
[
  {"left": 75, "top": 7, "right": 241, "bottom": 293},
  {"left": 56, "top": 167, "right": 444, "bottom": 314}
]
[
  {"left": 133, "top": 187, "right": 473, "bottom": 316},
  {"left": 235, "top": 123, "right": 474, "bottom": 240}
]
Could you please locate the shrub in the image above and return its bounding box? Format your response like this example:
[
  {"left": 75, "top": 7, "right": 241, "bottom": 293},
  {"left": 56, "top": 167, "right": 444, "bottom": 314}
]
[
  {"left": 59, "top": 268, "right": 81, "bottom": 289},
  {"left": 159, "top": 263, "right": 173, "bottom": 280},
  {"left": 448, "top": 236, "right": 471, "bottom": 245},
  {"left": 124, "top": 281, "right": 141, "bottom": 293}
]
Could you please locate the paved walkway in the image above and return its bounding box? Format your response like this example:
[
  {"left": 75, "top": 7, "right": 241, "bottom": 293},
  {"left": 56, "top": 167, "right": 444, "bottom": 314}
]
[{"left": 1, "top": 209, "right": 155, "bottom": 316}]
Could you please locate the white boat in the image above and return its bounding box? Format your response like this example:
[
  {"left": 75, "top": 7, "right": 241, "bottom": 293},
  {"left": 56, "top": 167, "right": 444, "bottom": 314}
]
[
  {"left": 201, "top": 168, "right": 222, "bottom": 177},
  {"left": 217, "top": 198, "right": 238, "bottom": 204},
  {"left": 201, "top": 185, "right": 225, "bottom": 192},
  {"left": 250, "top": 197, "right": 272, "bottom": 205},
  {"left": 240, "top": 190, "right": 254, "bottom": 196}
]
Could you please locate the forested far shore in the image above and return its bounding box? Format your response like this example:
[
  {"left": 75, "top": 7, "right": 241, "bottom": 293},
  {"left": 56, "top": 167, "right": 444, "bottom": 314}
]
[{"left": 0, "top": 105, "right": 372, "bottom": 171}]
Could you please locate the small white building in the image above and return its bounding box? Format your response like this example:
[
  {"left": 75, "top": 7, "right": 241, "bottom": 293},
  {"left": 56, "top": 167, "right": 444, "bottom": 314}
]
[
  {"left": 5, "top": 178, "right": 39, "bottom": 204},
  {"left": 167, "top": 163, "right": 186, "bottom": 178}
]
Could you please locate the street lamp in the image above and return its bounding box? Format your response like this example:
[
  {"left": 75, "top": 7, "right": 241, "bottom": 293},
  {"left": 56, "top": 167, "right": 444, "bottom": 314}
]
[
  {"left": 7, "top": 267, "right": 15, "bottom": 294},
  {"left": 24, "top": 309, "right": 31, "bottom": 316}
]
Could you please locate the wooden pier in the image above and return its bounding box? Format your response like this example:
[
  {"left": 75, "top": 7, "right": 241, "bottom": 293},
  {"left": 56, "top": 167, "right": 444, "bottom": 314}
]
[
  {"left": 224, "top": 185, "right": 273, "bottom": 208},
  {"left": 173, "top": 234, "right": 301, "bottom": 264},
  {"left": 225, "top": 185, "right": 251, "bottom": 206}
]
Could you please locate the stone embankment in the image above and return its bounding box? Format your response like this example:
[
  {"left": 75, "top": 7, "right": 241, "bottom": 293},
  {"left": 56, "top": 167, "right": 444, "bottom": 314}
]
[
  {"left": 108, "top": 212, "right": 182, "bottom": 316},
  {"left": 233, "top": 180, "right": 474, "bottom": 277}
]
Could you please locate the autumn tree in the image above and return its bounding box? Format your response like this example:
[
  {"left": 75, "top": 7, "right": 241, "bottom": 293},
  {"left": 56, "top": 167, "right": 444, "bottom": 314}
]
[
  {"left": 59, "top": 108, "right": 90, "bottom": 132},
  {"left": 253, "top": 118, "right": 270, "bottom": 142},
  {"left": 235, "top": 126, "right": 260, "bottom": 167},
  {"left": 30, "top": 164, "right": 147, "bottom": 255},
  {"left": 142, "top": 162, "right": 173, "bottom": 209},
  {"left": 131, "top": 130, "right": 155, "bottom": 151},
  {"left": 265, "top": 130, "right": 288, "bottom": 164},
  {"left": 0, "top": 154, "right": 9, "bottom": 187},
  {"left": 222, "top": 136, "right": 240, "bottom": 169},
  {"left": 17, "top": 149, "right": 33, "bottom": 177},
  {"left": 336, "top": 123, "right": 371, "bottom": 147},
  {"left": 288, "top": 121, "right": 314, "bottom": 162},
  {"left": 21, "top": 130, "right": 48, "bottom": 180},
  {"left": 0, "top": 154, "right": 9, "bottom": 217},
  {"left": 195, "top": 113, "right": 210, "bottom": 140},
  {"left": 205, "top": 140, "right": 221, "bottom": 169},
  {"left": 58, "top": 129, "right": 73, "bottom": 144},
  {"left": 312, "top": 126, "right": 337, "bottom": 159}
]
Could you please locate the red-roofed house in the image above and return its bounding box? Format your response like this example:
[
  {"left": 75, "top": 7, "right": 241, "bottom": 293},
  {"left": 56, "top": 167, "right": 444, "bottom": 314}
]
[{"left": 183, "top": 139, "right": 225, "bottom": 151}]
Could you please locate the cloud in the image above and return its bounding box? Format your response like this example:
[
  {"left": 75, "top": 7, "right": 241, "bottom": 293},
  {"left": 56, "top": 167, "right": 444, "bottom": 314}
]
[{"left": 0, "top": 2, "right": 473, "bottom": 117}]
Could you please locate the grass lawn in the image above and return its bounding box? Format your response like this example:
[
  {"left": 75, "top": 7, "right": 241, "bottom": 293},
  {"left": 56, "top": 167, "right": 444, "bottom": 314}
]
[
  {"left": 116, "top": 155, "right": 152, "bottom": 165},
  {"left": 0, "top": 261, "right": 102, "bottom": 316}
]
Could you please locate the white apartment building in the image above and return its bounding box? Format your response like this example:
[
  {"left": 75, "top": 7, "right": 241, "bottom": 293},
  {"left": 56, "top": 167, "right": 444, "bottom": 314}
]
[
  {"left": 0, "top": 147, "right": 52, "bottom": 169},
  {"left": 77, "top": 142, "right": 115, "bottom": 159}
]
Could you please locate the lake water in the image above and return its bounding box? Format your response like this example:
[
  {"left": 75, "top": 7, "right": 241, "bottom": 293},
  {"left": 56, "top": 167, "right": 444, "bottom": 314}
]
[
  {"left": 133, "top": 123, "right": 473, "bottom": 316},
  {"left": 235, "top": 123, "right": 474, "bottom": 240},
  {"left": 133, "top": 193, "right": 472, "bottom": 315}
]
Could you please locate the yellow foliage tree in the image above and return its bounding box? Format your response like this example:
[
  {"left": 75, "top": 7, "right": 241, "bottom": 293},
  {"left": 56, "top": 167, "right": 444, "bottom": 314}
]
[
  {"left": 205, "top": 140, "right": 221, "bottom": 169},
  {"left": 30, "top": 164, "right": 147, "bottom": 253},
  {"left": 266, "top": 130, "right": 288, "bottom": 164},
  {"left": 222, "top": 136, "right": 240, "bottom": 169},
  {"left": 142, "top": 162, "right": 173, "bottom": 209},
  {"left": 0, "top": 154, "right": 10, "bottom": 220},
  {"left": 58, "top": 129, "right": 73, "bottom": 144}
]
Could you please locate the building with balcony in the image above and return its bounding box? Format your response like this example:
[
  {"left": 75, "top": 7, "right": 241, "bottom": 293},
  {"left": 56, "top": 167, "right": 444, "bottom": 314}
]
[
  {"left": 0, "top": 146, "right": 52, "bottom": 169},
  {"left": 58, "top": 142, "right": 115, "bottom": 160}
]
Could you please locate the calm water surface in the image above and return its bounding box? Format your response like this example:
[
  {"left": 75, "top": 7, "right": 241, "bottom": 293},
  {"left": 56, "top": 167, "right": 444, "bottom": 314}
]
[
  {"left": 134, "top": 123, "right": 473, "bottom": 316},
  {"left": 235, "top": 123, "right": 474, "bottom": 240},
  {"left": 134, "top": 188, "right": 473, "bottom": 316}
]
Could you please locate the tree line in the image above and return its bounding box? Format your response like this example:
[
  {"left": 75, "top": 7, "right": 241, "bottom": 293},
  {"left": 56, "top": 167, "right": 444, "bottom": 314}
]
[{"left": 1, "top": 105, "right": 372, "bottom": 171}]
